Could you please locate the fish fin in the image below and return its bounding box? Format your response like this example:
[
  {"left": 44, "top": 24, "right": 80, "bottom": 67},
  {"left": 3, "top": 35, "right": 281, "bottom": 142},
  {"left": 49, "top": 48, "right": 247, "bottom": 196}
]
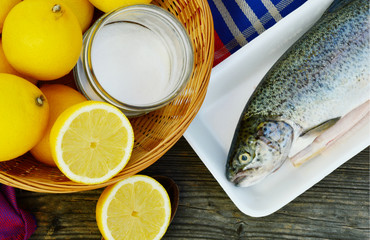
[
  {"left": 300, "top": 117, "right": 341, "bottom": 138},
  {"left": 291, "top": 100, "right": 370, "bottom": 167},
  {"left": 327, "top": 0, "right": 352, "bottom": 13}
]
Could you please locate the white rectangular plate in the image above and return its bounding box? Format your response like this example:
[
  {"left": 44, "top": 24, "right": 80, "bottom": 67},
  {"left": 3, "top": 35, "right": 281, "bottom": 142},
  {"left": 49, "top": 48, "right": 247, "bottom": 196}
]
[{"left": 184, "top": 0, "right": 370, "bottom": 217}]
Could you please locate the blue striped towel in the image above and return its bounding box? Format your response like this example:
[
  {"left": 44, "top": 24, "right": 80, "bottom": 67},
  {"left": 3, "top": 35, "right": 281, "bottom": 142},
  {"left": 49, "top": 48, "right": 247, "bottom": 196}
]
[{"left": 209, "top": 0, "right": 308, "bottom": 65}]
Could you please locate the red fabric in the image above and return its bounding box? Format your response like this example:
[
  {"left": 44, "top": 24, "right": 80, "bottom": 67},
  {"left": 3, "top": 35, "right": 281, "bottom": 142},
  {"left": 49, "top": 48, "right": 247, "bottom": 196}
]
[
  {"left": 0, "top": 185, "right": 36, "bottom": 240},
  {"left": 213, "top": 31, "right": 231, "bottom": 66}
]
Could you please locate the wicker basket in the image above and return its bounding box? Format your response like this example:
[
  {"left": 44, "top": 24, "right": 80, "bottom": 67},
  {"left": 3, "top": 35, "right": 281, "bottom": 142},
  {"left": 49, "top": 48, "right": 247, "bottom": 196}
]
[{"left": 0, "top": 0, "right": 214, "bottom": 193}]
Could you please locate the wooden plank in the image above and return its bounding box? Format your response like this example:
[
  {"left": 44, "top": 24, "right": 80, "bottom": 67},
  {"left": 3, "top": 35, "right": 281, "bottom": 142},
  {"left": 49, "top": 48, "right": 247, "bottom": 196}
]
[{"left": 16, "top": 137, "right": 369, "bottom": 239}]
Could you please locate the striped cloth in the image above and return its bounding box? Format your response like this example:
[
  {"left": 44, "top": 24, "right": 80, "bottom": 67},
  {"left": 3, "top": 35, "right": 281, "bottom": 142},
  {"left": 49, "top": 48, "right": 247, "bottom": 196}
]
[
  {"left": 209, "top": 0, "right": 308, "bottom": 65},
  {"left": 0, "top": 185, "right": 36, "bottom": 240}
]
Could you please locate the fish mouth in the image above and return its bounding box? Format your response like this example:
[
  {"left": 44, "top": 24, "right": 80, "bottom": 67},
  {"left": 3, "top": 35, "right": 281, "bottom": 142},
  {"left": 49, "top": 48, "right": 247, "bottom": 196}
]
[
  {"left": 229, "top": 171, "right": 247, "bottom": 185},
  {"left": 228, "top": 169, "right": 260, "bottom": 187},
  {"left": 228, "top": 164, "right": 273, "bottom": 187}
]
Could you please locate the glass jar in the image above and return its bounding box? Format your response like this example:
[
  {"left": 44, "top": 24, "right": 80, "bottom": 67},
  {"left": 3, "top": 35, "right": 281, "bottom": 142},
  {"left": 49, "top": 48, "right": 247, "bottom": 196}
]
[{"left": 74, "top": 4, "right": 194, "bottom": 117}]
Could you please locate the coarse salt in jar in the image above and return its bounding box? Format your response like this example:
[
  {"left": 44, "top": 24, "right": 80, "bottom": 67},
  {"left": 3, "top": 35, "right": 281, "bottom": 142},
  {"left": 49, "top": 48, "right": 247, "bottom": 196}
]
[{"left": 74, "top": 4, "right": 194, "bottom": 117}]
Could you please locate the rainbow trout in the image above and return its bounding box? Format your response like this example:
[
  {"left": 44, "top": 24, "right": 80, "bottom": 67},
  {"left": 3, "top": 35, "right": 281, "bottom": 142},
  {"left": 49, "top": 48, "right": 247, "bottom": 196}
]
[{"left": 226, "top": 0, "right": 369, "bottom": 187}]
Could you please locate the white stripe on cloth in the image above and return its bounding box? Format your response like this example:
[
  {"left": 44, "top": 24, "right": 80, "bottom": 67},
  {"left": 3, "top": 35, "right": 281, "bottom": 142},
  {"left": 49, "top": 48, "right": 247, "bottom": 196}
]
[
  {"left": 276, "top": 0, "right": 295, "bottom": 13},
  {"left": 261, "top": 0, "right": 283, "bottom": 22},
  {"left": 235, "top": 0, "right": 266, "bottom": 34},
  {"left": 211, "top": 0, "right": 248, "bottom": 46}
]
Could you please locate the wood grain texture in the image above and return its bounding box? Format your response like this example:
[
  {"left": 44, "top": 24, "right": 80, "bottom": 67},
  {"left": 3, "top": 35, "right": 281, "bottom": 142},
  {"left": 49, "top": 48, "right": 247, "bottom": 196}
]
[{"left": 16, "top": 137, "right": 369, "bottom": 240}]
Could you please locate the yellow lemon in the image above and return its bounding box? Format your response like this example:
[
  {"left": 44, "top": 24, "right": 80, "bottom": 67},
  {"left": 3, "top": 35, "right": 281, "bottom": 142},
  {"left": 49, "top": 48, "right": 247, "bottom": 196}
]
[
  {"left": 50, "top": 101, "right": 134, "bottom": 184},
  {"left": 0, "top": 38, "right": 17, "bottom": 75},
  {"left": 61, "top": 0, "right": 95, "bottom": 32},
  {"left": 2, "top": 0, "right": 82, "bottom": 81},
  {"left": 25, "top": 0, "right": 95, "bottom": 32},
  {"left": 30, "top": 84, "right": 86, "bottom": 167},
  {"left": 0, "top": 38, "right": 38, "bottom": 85},
  {"left": 88, "top": 0, "right": 152, "bottom": 13},
  {"left": 96, "top": 175, "right": 171, "bottom": 240},
  {"left": 0, "top": 0, "right": 21, "bottom": 33},
  {"left": 0, "top": 73, "right": 49, "bottom": 161}
]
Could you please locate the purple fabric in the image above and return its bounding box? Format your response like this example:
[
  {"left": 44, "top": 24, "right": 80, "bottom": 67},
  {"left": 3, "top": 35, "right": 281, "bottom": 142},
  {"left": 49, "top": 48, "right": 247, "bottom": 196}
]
[{"left": 0, "top": 185, "right": 36, "bottom": 240}]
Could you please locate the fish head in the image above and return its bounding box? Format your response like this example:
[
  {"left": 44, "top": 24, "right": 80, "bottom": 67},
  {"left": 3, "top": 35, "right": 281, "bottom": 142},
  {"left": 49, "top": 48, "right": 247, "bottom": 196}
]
[{"left": 226, "top": 119, "right": 294, "bottom": 187}]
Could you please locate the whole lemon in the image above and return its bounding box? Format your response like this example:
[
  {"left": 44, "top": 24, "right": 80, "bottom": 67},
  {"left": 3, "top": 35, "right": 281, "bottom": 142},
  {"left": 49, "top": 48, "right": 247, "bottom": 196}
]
[
  {"left": 0, "top": 73, "right": 49, "bottom": 162},
  {"left": 31, "top": 84, "right": 86, "bottom": 166},
  {"left": 0, "top": 0, "right": 21, "bottom": 33},
  {"left": 88, "top": 0, "right": 152, "bottom": 13},
  {"left": 61, "top": 0, "right": 95, "bottom": 32},
  {"left": 25, "top": 0, "right": 94, "bottom": 32},
  {"left": 2, "top": 0, "right": 82, "bottom": 81},
  {"left": 0, "top": 39, "right": 17, "bottom": 76},
  {"left": 0, "top": 38, "right": 38, "bottom": 85}
]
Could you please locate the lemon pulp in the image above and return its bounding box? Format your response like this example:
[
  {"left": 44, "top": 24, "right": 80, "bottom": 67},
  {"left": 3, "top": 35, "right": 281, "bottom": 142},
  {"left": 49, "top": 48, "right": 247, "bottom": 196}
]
[
  {"left": 50, "top": 101, "right": 134, "bottom": 184},
  {"left": 97, "top": 175, "right": 171, "bottom": 240}
]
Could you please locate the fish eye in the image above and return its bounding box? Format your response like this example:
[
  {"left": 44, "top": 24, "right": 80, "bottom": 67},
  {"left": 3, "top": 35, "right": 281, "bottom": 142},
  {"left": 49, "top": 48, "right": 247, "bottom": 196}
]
[{"left": 238, "top": 153, "right": 251, "bottom": 164}]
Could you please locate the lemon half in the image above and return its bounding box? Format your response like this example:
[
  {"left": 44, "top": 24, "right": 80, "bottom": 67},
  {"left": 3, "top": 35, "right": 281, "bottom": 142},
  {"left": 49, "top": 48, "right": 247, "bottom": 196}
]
[
  {"left": 96, "top": 175, "right": 171, "bottom": 240},
  {"left": 50, "top": 101, "right": 134, "bottom": 184}
]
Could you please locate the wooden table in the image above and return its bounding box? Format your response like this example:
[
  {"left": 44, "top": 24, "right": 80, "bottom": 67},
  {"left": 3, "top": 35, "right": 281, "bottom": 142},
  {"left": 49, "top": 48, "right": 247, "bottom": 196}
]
[{"left": 17, "top": 137, "right": 369, "bottom": 239}]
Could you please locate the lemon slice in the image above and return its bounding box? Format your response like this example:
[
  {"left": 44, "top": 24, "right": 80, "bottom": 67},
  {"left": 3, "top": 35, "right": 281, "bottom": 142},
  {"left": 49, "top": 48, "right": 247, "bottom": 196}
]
[
  {"left": 50, "top": 101, "right": 134, "bottom": 184},
  {"left": 96, "top": 175, "right": 171, "bottom": 240}
]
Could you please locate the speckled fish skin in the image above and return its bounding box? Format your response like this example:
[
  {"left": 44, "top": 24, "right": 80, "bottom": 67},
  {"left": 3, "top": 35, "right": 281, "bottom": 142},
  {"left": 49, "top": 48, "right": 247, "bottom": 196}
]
[{"left": 226, "top": 0, "right": 369, "bottom": 187}]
